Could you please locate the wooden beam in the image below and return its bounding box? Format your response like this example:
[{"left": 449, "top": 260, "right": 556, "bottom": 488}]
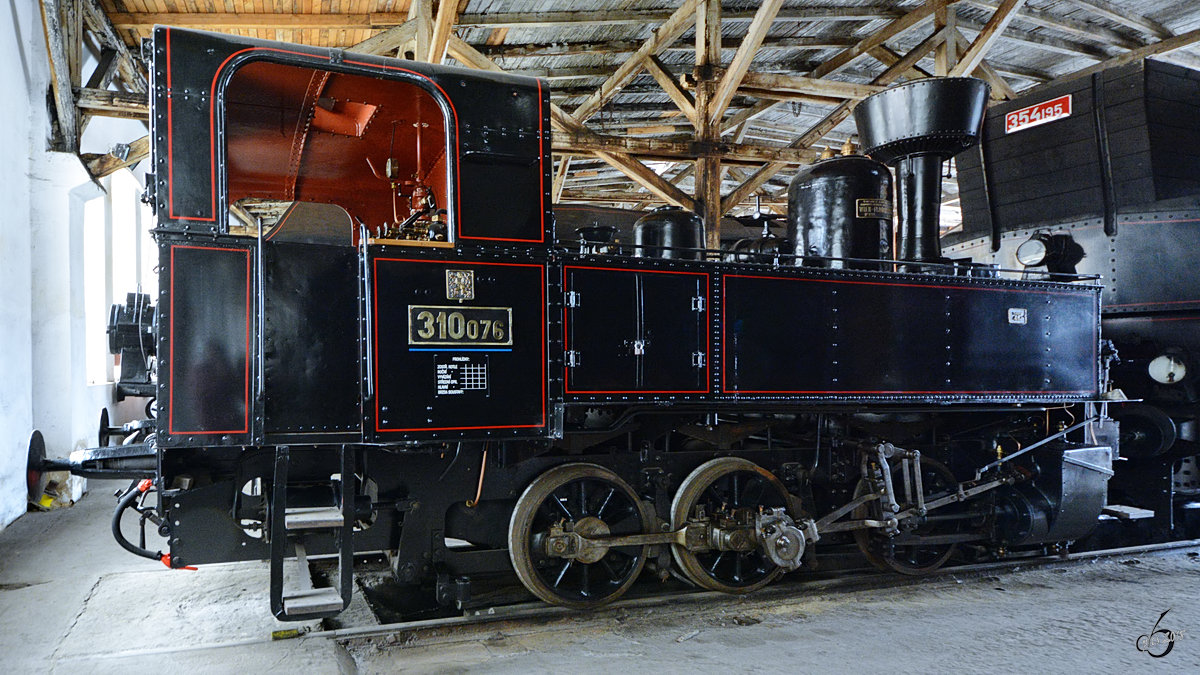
[
  {"left": 595, "top": 151, "right": 696, "bottom": 211},
  {"left": 428, "top": 0, "right": 459, "bottom": 63},
  {"left": 447, "top": 34, "right": 505, "bottom": 73},
  {"left": 107, "top": 8, "right": 903, "bottom": 31},
  {"left": 1059, "top": 0, "right": 1171, "bottom": 40},
  {"left": 84, "top": 48, "right": 118, "bottom": 90},
  {"left": 409, "top": 0, "right": 434, "bottom": 63},
  {"left": 572, "top": 0, "right": 699, "bottom": 123},
  {"left": 955, "top": 17, "right": 1107, "bottom": 60},
  {"left": 867, "top": 45, "right": 933, "bottom": 81},
  {"left": 1026, "top": 27, "right": 1200, "bottom": 95},
  {"left": 40, "top": 0, "right": 78, "bottom": 152},
  {"left": 951, "top": 30, "right": 1015, "bottom": 100},
  {"left": 81, "top": 135, "right": 149, "bottom": 178},
  {"left": 808, "top": 1, "right": 953, "bottom": 79},
  {"left": 735, "top": 72, "right": 888, "bottom": 100},
  {"left": 552, "top": 133, "right": 817, "bottom": 165},
  {"left": 709, "top": 0, "right": 786, "bottom": 124},
  {"left": 950, "top": 0, "right": 1027, "bottom": 77},
  {"left": 643, "top": 55, "right": 698, "bottom": 126},
  {"left": 484, "top": 28, "right": 510, "bottom": 46},
  {"left": 80, "top": 0, "right": 146, "bottom": 93},
  {"left": 933, "top": 0, "right": 958, "bottom": 76},
  {"left": 695, "top": 0, "right": 724, "bottom": 247},
  {"left": 723, "top": 29, "right": 943, "bottom": 214},
  {"left": 553, "top": 156, "right": 573, "bottom": 203},
  {"left": 449, "top": 34, "right": 695, "bottom": 210},
  {"left": 475, "top": 36, "right": 858, "bottom": 59},
  {"left": 348, "top": 20, "right": 419, "bottom": 57},
  {"left": 963, "top": 0, "right": 1136, "bottom": 49},
  {"left": 75, "top": 87, "right": 149, "bottom": 120}
]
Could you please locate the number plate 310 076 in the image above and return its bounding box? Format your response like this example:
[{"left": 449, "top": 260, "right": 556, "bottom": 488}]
[{"left": 408, "top": 305, "right": 513, "bottom": 347}]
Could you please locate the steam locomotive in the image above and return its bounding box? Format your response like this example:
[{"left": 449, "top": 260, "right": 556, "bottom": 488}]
[{"left": 36, "top": 28, "right": 1127, "bottom": 621}]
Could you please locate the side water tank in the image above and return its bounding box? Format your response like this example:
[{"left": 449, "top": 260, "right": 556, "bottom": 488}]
[
  {"left": 787, "top": 155, "right": 892, "bottom": 268},
  {"left": 634, "top": 206, "right": 705, "bottom": 259}
]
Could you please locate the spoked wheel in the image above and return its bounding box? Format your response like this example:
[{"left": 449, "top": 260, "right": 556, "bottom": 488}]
[
  {"left": 670, "top": 457, "right": 795, "bottom": 593},
  {"left": 853, "top": 455, "right": 965, "bottom": 575},
  {"left": 508, "top": 463, "right": 654, "bottom": 609}
]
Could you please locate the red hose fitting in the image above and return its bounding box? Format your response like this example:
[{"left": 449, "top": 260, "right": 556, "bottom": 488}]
[{"left": 160, "top": 554, "right": 197, "bottom": 571}]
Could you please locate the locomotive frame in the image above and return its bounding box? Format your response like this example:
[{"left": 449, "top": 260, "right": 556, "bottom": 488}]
[{"left": 60, "top": 28, "right": 1124, "bottom": 621}]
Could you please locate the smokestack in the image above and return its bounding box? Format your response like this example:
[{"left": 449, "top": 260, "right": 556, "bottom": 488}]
[{"left": 853, "top": 78, "right": 989, "bottom": 264}]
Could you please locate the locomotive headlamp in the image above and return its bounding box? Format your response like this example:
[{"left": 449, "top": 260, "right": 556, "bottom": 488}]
[
  {"left": 1148, "top": 354, "right": 1187, "bottom": 384},
  {"left": 1015, "top": 234, "right": 1050, "bottom": 267}
]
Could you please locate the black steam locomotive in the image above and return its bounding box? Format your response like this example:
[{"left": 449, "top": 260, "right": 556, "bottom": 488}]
[{"left": 39, "top": 28, "right": 1125, "bottom": 621}]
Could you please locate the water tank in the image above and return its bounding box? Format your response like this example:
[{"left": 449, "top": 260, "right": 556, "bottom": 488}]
[
  {"left": 633, "top": 206, "right": 705, "bottom": 259},
  {"left": 787, "top": 155, "right": 892, "bottom": 268}
]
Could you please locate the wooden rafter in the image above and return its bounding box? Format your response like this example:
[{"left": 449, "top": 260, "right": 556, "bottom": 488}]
[
  {"left": 722, "top": 29, "right": 944, "bottom": 214},
  {"left": 1026, "top": 26, "right": 1200, "bottom": 93},
  {"left": 80, "top": 0, "right": 146, "bottom": 93},
  {"left": 553, "top": 156, "right": 573, "bottom": 203},
  {"left": 347, "top": 20, "right": 419, "bottom": 57},
  {"left": 105, "top": 8, "right": 903, "bottom": 31},
  {"left": 808, "top": 1, "right": 955, "bottom": 80},
  {"left": 643, "top": 55, "right": 698, "bottom": 127},
  {"left": 951, "top": 30, "right": 1016, "bottom": 100},
  {"left": 709, "top": 0, "right": 785, "bottom": 124},
  {"left": 428, "top": 0, "right": 459, "bottom": 63},
  {"left": 571, "top": 0, "right": 699, "bottom": 123},
  {"left": 82, "top": 135, "right": 149, "bottom": 178},
  {"left": 950, "top": 0, "right": 1028, "bottom": 77},
  {"left": 933, "top": 0, "right": 958, "bottom": 76},
  {"left": 40, "top": 0, "right": 79, "bottom": 152},
  {"left": 476, "top": 36, "right": 859, "bottom": 59},
  {"left": 75, "top": 87, "right": 148, "bottom": 119},
  {"left": 1059, "top": 0, "right": 1171, "bottom": 40},
  {"left": 448, "top": 34, "right": 695, "bottom": 211},
  {"left": 552, "top": 133, "right": 818, "bottom": 165}
]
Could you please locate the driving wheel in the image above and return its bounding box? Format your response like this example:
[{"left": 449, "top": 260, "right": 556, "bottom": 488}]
[
  {"left": 508, "top": 463, "right": 654, "bottom": 609},
  {"left": 670, "top": 457, "right": 796, "bottom": 593}
]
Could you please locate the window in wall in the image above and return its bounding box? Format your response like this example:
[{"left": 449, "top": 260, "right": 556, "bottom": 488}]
[{"left": 84, "top": 171, "right": 158, "bottom": 387}]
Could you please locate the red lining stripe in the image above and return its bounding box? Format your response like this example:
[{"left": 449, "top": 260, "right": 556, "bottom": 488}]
[
  {"left": 167, "top": 245, "right": 252, "bottom": 435},
  {"left": 164, "top": 33, "right": 482, "bottom": 238},
  {"left": 721, "top": 272, "right": 1096, "bottom": 396},
  {"left": 562, "top": 265, "right": 711, "bottom": 395},
  {"left": 371, "top": 258, "right": 546, "bottom": 434}
]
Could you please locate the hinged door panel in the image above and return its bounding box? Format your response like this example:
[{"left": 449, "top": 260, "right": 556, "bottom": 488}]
[{"left": 564, "top": 265, "right": 709, "bottom": 395}]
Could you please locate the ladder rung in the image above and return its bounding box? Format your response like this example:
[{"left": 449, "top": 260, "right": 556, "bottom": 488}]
[
  {"left": 285, "top": 506, "right": 344, "bottom": 530},
  {"left": 283, "top": 587, "right": 344, "bottom": 616}
]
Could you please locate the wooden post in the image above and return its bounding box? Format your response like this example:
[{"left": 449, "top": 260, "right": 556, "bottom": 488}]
[
  {"left": 695, "top": 0, "right": 723, "bottom": 251},
  {"left": 933, "top": 0, "right": 958, "bottom": 76}
]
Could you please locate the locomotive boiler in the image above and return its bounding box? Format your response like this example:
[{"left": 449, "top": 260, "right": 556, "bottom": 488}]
[{"left": 37, "top": 28, "right": 1121, "bottom": 621}]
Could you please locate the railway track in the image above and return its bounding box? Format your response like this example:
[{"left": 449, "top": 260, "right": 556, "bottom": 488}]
[{"left": 309, "top": 537, "right": 1200, "bottom": 643}]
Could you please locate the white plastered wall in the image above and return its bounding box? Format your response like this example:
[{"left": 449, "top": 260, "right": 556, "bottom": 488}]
[{"left": 1, "top": 1, "right": 152, "bottom": 529}]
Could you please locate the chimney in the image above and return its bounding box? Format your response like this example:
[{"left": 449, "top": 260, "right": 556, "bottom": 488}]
[{"left": 853, "top": 78, "right": 989, "bottom": 264}]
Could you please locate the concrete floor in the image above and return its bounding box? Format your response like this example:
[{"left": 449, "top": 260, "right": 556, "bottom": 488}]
[{"left": 2, "top": 481, "right": 1199, "bottom": 673}]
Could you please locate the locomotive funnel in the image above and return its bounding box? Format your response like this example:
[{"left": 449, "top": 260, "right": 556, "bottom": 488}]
[{"left": 854, "top": 77, "right": 989, "bottom": 263}]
